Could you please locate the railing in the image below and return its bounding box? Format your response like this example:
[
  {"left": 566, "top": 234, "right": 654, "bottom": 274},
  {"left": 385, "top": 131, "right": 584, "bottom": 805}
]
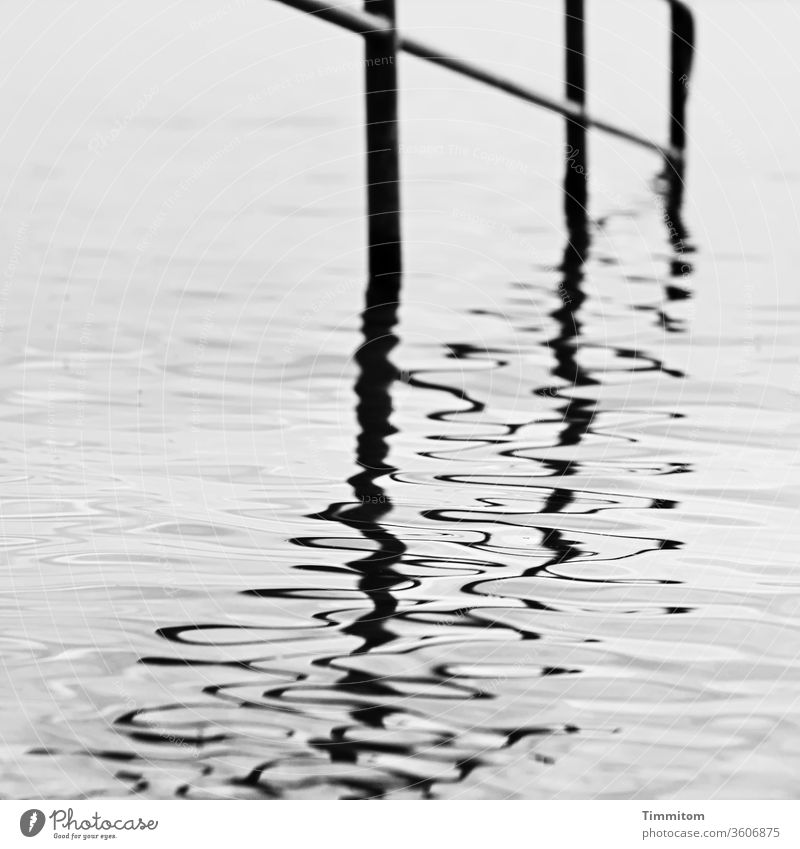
[
  {"left": 270, "top": 0, "right": 695, "bottom": 279},
  {"left": 279, "top": 1, "right": 695, "bottom": 679}
]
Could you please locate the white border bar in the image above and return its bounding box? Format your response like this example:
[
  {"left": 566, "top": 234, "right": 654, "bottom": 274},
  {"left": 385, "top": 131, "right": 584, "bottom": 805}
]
[{"left": 2, "top": 800, "right": 799, "bottom": 849}]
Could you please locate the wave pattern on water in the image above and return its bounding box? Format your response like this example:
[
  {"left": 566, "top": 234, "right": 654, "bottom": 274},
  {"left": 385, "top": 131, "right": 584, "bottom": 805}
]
[{"left": 3, "top": 155, "right": 800, "bottom": 800}]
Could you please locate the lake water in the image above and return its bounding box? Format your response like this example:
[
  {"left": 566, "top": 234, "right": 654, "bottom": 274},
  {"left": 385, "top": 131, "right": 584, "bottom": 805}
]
[{"left": 1, "top": 0, "right": 799, "bottom": 799}]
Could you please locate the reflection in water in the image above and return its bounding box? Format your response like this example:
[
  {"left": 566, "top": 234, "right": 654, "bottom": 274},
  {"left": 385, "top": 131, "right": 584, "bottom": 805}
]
[
  {"left": 99, "top": 129, "right": 697, "bottom": 797},
  {"left": 523, "top": 122, "right": 595, "bottom": 582},
  {"left": 314, "top": 274, "right": 406, "bottom": 655},
  {"left": 8, "top": 0, "right": 800, "bottom": 801},
  {"left": 4, "top": 0, "right": 800, "bottom": 802},
  {"left": 302, "top": 275, "right": 410, "bottom": 766},
  {"left": 8, "top": 28, "right": 709, "bottom": 799}
]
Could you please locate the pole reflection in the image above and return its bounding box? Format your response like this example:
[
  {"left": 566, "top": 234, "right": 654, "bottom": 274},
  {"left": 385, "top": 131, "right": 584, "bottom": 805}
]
[{"left": 316, "top": 274, "right": 407, "bottom": 656}]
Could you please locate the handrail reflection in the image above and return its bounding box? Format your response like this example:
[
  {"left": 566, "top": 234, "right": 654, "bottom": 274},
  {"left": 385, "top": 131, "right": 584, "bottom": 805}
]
[{"left": 308, "top": 272, "right": 406, "bottom": 644}]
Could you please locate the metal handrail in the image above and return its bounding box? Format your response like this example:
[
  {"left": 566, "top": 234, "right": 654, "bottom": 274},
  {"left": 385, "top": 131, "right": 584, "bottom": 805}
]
[
  {"left": 272, "top": 0, "right": 693, "bottom": 158},
  {"left": 268, "top": 0, "right": 695, "bottom": 278}
]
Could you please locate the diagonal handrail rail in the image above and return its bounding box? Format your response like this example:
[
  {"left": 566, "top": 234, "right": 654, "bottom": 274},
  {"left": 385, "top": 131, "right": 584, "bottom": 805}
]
[
  {"left": 272, "top": 0, "right": 693, "bottom": 159},
  {"left": 268, "top": 0, "right": 694, "bottom": 278}
]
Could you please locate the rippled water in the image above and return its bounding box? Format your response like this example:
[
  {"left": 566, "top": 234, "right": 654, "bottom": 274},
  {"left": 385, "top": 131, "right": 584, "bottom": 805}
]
[{"left": 1, "top": 0, "right": 800, "bottom": 799}]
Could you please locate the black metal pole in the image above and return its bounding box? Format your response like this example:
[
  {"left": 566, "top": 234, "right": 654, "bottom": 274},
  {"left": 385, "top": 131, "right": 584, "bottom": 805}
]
[
  {"left": 364, "top": 0, "right": 401, "bottom": 280},
  {"left": 664, "top": 1, "right": 695, "bottom": 212},
  {"left": 669, "top": 1, "right": 695, "bottom": 156},
  {"left": 272, "top": 0, "right": 675, "bottom": 158},
  {"left": 564, "top": 0, "right": 587, "bottom": 234},
  {"left": 565, "top": 0, "right": 586, "bottom": 116}
]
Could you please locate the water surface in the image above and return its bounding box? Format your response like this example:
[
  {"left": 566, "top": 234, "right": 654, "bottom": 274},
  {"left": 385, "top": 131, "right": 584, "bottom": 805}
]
[{"left": 0, "top": 0, "right": 799, "bottom": 799}]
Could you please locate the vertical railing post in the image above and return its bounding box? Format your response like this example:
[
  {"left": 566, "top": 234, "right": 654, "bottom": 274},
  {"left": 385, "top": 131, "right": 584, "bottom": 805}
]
[
  {"left": 665, "top": 2, "right": 694, "bottom": 214},
  {"left": 363, "top": 0, "right": 402, "bottom": 281},
  {"left": 669, "top": 1, "right": 695, "bottom": 157},
  {"left": 564, "top": 0, "right": 587, "bottom": 228}
]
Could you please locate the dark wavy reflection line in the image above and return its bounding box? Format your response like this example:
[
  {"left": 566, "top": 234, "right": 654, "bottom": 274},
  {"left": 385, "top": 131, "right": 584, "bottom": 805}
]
[
  {"left": 530, "top": 155, "right": 693, "bottom": 580},
  {"left": 105, "top": 140, "right": 697, "bottom": 801},
  {"left": 309, "top": 273, "right": 408, "bottom": 657},
  {"left": 280, "top": 274, "right": 414, "bottom": 771},
  {"left": 660, "top": 160, "right": 695, "bottom": 326},
  {"left": 526, "top": 152, "right": 595, "bottom": 576},
  {"left": 402, "top": 343, "right": 488, "bottom": 423}
]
